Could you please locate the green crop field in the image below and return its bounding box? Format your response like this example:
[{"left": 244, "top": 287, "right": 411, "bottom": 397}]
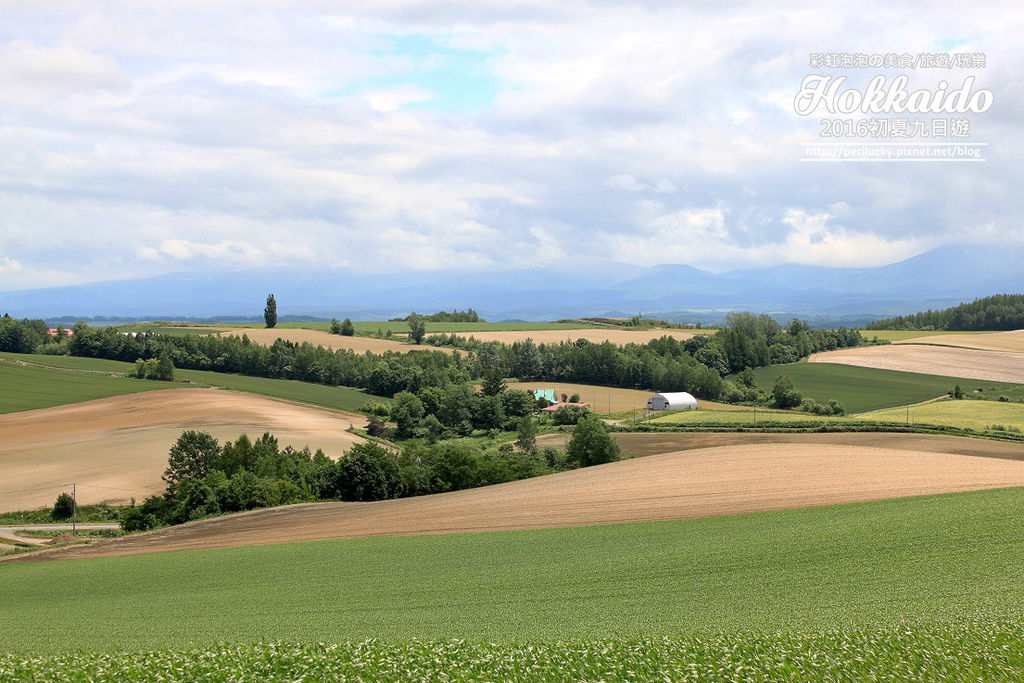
[
  {"left": 861, "top": 399, "right": 1024, "bottom": 432},
  {"left": 0, "top": 351, "right": 136, "bottom": 373},
  {"left": 744, "top": 361, "right": 1017, "bottom": 413},
  {"left": 4, "top": 626, "right": 1024, "bottom": 681},
  {"left": 0, "top": 353, "right": 382, "bottom": 414},
  {"left": 175, "top": 369, "right": 383, "bottom": 413},
  {"left": 5, "top": 486, "right": 1024, "bottom": 653},
  {"left": 0, "top": 361, "right": 180, "bottom": 414},
  {"left": 858, "top": 329, "right": 996, "bottom": 341}
]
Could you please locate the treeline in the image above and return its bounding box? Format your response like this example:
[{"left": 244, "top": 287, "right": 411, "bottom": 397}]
[
  {"left": 122, "top": 417, "right": 619, "bottom": 531},
  {"left": 1, "top": 313, "right": 867, "bottom": 405},
  {"left": 0, "top": 315, "right": 68, "bottom": 353},
  {"left": 866, "top": 294, "right": 1024, "bottom": 331},
  {"left": 390, "top": 308, "right": 484, "bottom": 323}
]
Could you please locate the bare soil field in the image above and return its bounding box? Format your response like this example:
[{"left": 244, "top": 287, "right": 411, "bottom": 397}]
[
  {"left": 218, "top": 328, "right": 455, "bottom": 354},
  {"left": 809, "top": 345, "right": 1024, "bottom": 383},
  {"left": 895, "top": 329, "right": 1024, "bottom": 353},
  {"left": 537, "top": 430, "right": 1024, "bottom": 460},
  {"left": 452, "top": 329, "right": 699, "bottom": 345},
  {"left": 15, "top": 439, "right": 1024, "bottom": 563},
  {"left": 0, "top": 389, "right": 366, "bottom": 512}
]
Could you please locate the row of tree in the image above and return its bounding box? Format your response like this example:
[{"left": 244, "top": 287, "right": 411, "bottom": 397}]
[
  {"left": 866, "top": 294, "right": 1024, "bottom": 331},
  {"left": 2, "top": 313, "right": 867, "bottom": 406},
  {"left": 390, "top": 309, "right": 484, "bottom": 323},
  {"left": 121, "top": 417, "right": 620, "bottom": 531}
]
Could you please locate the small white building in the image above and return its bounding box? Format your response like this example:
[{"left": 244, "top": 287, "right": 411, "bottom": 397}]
[{"left": 647, "top": 392, "right": 698, "bottom": 411}]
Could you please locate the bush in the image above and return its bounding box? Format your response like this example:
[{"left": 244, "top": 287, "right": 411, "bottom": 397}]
[{"left": 51, "top": 492, "right": 76, "bottom": 520}]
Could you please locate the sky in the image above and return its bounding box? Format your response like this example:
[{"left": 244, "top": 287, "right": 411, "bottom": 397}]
[{"left": 1, "top": 1, "right": 1021, "bottom": 291}]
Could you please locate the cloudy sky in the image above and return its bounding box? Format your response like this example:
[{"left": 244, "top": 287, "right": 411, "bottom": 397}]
[{"left": 1, "top": 1, "right": 1021, "bottom": 290}]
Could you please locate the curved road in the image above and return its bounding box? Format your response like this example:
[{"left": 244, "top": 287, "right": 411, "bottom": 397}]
[{"left": 0, "top": 523, "right": 120, "bottom": 546}]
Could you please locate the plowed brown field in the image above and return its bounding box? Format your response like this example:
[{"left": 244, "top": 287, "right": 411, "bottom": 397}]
[
  {"left": 15, "top": 434, "right": 1024, "bottom": 563},
  {"left": 218, "top": 328, "right": 455, "bottom": 354},
  {"left": 808, "top": 344, "right": 1024, "bottom": 383},
  {"left": 0, "top": 389, "right": 367, "bottom": 512},
  {"left": 895, "top": 329, "right": 1024, "bottom": 353}
]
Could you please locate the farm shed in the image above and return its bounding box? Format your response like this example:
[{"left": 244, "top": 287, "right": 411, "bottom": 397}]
[
  {"left": 646, "top": 392, "right": 698, "bottom": 411},
  {"left": 533, "top": 389, "right": 557, "bottom": 403}
]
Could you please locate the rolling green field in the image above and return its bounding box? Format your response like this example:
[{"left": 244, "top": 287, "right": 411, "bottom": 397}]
[
  {"left": 4, "top": 486, "right": 1024, "bottom": 653},
  {"left": 861, "top": 399, "right": 1024, "bottom": 432},
  {"left": 744, "top": 361, "right": 1016, "bottom": 413},
  {"left": 0, "top": 353, "right": 382, "bottom": 414},
  {"left": 0, "top": 361, "right": 179, "bottom": 414}
]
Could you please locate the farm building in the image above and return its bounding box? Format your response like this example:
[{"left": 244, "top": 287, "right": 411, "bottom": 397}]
[
  {"left": 646, "top": 392, "right": 698, "bottom": 411},
  {"left": 532, "top": 389, "right": 557, "bottom": 403}
]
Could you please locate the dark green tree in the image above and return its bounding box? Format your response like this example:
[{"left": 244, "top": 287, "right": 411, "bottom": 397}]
[
  {"left": 334, "top": 443, "right": 404, "bottom": 501},
  {"left": 566, "top": 414, "right": 620, "bottom": 467},
  {"left": 330, "top": 318, "right": 342, "bottom": 334},
  {"left": 480, "top": 368, "right": 507, "bottom": 396},
  {"left": 407, "top": 312, "right": 426, "bottom": 343},
  {"left": 771, "top": 375, "right": 802, "bottom": 408},
  {"left": 51, "top": 492, "right": 76, "bottom": 520},
  {"left": 264, "top": 293, "right": 277, "bottom": 329},
  {"left": 952, "top": 384, "right": 965, "bottom": 399},
  {"left": 390, "top": 391, "right": 425, "bottom": 438},
  {"left": 340, "top": 318, "right": 355, "bottom": 336},
  {"left": 163, "top": 430, "right": 221, "bottom": 493}
]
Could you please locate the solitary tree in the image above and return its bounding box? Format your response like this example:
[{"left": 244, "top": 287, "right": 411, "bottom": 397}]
[
  {"left": 516, "top": 416, "right": 537, "bottom": 452},
  {"left": 566, "top": 414, "right": 620, "bottom": 467},
  {"left": 155, "top": 350, "right": 175, "bottom": 381},
  {"left": 771, "top": 375, "right": 802, "bottom": 409},
  {"left": 340, "top": 318, "right": 355, "bottom": 336},
  {"left": 407, "top": 312, "right": 426, "bottom": 343},
  {"left": 264, "top": 293, "right": 278, "bottom": 329},
  {"left": 330, "top": 318, "right": 343, "bottom": 334},
  {"left": 51, "top": 492, "right": 76, "bottom": 520}
]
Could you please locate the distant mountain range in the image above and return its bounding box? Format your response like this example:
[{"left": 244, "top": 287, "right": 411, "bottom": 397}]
[{"left": 2, "top": 244, "right": 1022, "bottom": 326}]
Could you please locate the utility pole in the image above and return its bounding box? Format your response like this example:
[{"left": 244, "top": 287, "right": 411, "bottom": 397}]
[{"left": 71, "top": 482, "right": 77, "bottom": 535}]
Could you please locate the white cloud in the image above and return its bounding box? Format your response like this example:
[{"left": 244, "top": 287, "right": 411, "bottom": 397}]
[{"left": 0, "top": 2, "right": 1021, "bottom": 288}]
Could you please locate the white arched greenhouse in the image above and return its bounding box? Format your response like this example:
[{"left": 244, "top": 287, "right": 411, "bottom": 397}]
[{"left": 646, "top": 392, "right": 698, "bottom": 411}]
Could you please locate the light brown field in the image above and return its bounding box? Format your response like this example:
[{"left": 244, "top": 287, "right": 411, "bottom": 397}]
[
  {"left": 809, "top": 344, "right": 1024, "bottom": 383},
  {"left": 15, "top": 434, "right": 1024, "bottom": 563},
  {"left": 218, "top": 328, "right": 455, "bottom": 354},
  {"left": 894, "top": 329, "right": 1024, "bottom": 353},
  {"left": 452, "top": 328, "right": 700, "bottom": 345},
  {"left": 0, "top": 389, "right": 367, "bottom": 513}
]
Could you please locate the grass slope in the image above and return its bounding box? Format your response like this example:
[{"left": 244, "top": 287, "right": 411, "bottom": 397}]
[
  {"left": 258, "top": 321, "right": 607, "bottom": 335},
  {"left": 4, "top": 486, "right": 1024, "bottom": 652},
  {"left": 0, "top": 352, "right": 381, "bottom": 414},
  {"left": 0, "top": 361, "right": 177, "bottom": 414},
  {"left": 745, "top": 361, "right": 1015, "bottom": 413},
  {"left": 862, "top": 399, "right": 1024, "bottom": 431}
]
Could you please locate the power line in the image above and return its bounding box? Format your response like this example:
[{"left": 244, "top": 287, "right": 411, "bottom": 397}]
[{"left": 0, "top": 482, "right": 141, "bottom": 496}]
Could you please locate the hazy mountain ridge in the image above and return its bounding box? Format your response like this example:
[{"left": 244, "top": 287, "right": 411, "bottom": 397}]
[{"left": 2, "top": 244, "right": 1022, "bottom": 324}]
